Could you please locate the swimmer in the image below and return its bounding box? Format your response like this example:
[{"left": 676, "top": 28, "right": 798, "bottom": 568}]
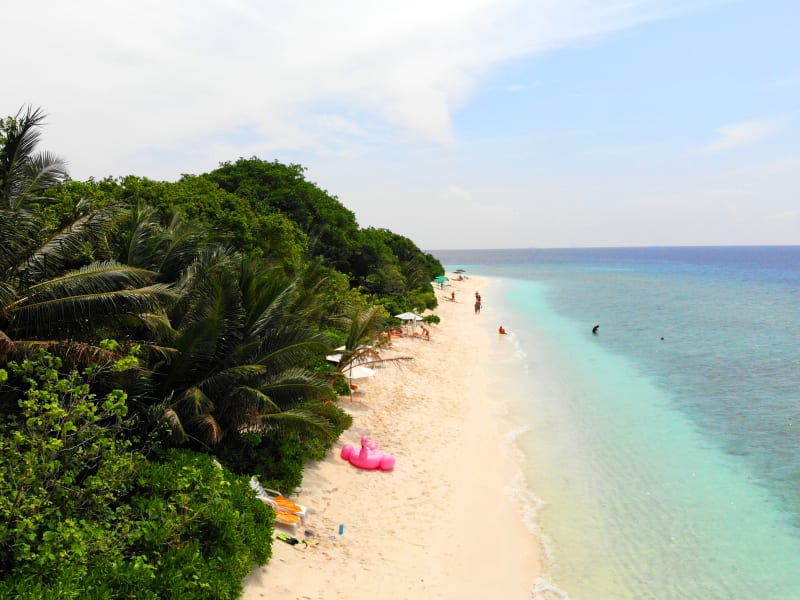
[{"left": 592, "top": 324, "right": 599, "bottom": 334}]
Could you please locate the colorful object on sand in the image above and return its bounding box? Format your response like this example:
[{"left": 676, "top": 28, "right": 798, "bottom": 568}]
[
  {"left": 265, "top": 490, "right": 305, "bottom": 515},
  {"left": 341, "top": 436, "right": 396, "bottom": 471}
]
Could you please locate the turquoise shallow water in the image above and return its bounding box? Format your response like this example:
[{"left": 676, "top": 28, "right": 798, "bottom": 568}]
[{"left": 436, "top": 247, "right": 800, "bottom": 599}]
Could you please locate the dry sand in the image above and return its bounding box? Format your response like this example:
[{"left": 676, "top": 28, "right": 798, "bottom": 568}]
[{"left": 242, "top": 276, "right": 544, "bottom": 599}]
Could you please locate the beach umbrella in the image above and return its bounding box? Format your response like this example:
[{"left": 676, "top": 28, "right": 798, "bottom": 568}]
[
  {"left": 326, "top": 345, "right": 348, "bottom": 364},
  {"left": 453, "top": 269, "right": 466, "bottom": 273},
  {"left": 433, "top": 275, "right": 449, "bottom": 288},
  {"left": 394, "top": 311, "right": 423, "bottom": 336},
  {"left": 338, "top": 363, "right": 376, "bottom": 397},
  {"left": 394, "top": 312, "right": 423, "bottom": 321},
  {"left": 346, "top": 365, "right": 375, "bottom": 379},
  {"left": 327, "top": 345, "right": 382, "bottom": 367}
]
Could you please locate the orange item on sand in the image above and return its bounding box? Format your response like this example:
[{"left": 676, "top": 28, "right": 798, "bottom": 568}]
[
  {"left": 273, "top": 509, "right": 301, "bottom": 525},
  {"left": 273, "top": 495, "right": 303, "bottom": 513}
]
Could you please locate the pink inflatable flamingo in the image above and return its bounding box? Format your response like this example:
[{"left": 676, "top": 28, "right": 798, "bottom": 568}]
[{"left": 341, "top": 436, "right": 395, "bottom": 471}]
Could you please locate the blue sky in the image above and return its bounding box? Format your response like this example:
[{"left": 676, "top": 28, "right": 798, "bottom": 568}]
[{"left": 5, "top": 1, "right": 798, "bottom": 249}]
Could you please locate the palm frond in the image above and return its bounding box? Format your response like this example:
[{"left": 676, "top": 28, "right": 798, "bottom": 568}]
[
  {"left": 3, "top": 339, "right": 118, "bottom": 367},
  {"left": 156, "top": 215, "right": 211, "bottom": 280},
  {"left": 229, "top": 385, "right": 282, "bottom": 414},
  {"left": 256, "top": 408, "right": 336, "bottom": 440},
  {"left": 257, "top": 368, "right": 335, "bottom": 408},
  {"left": 124, "top": 205, "right": 210, "bottom": 281},
  {"left": 187, "top": 413, "right": 224, "bottom": 445},
  {"left": 124, "top": 203, "right": 162, "bottom": 268},
  {"left": 0, "top": 106, "right": 68, "bottom": 209},
  {"left": 24, "top": 261, "right": 159, "bottom": 299},
  {"left": 23, "top": 151, "right": 69, "bottom": 194},
  {"left": 20, "top": 209, "right": 124, "bottom": 284},
  {"left": 0, "top": 280, "right": 16, "bottom": 310},
  {"left": 199, "top": 364, "right": 270, "bottom": 392},
  {"left": 254, "top": 337, "right": 329, "bottom": 370},
  {"left": 134, "top": 342, "right": 179, "bottom": 364},
  {"left": 10, "top": 284, "right": 175, "bottom": 339},
  {"left": 174, "top": 386, "right": 215, "bottom": 418},
  {"left": 114, "top": 311, "right": 178, "bottom": 344},
  {"left": 157, "top": 406, "right": 188, "bottom": 443},
  {"left": 0, "top": 330, "right": 16, "bottom": 360},
  {"left": 245, "top": 277, "right": 299, "bottom": 338},
  {"left": 0, "top": 207, "right": 42, "bottom": 273}
]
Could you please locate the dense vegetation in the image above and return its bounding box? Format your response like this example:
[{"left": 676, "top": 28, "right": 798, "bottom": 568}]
[{"left": 0, "top": 106, "right": 443, "bottom": 598}]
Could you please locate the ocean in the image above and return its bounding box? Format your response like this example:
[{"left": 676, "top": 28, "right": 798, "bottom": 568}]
[{"left": 433, "top": 247, "right": 800, "bottom": 600}]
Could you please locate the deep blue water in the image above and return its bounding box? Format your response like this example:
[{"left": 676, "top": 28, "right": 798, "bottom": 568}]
[{"left": 434, "top": 246, "right": 800, "bottom": 599}]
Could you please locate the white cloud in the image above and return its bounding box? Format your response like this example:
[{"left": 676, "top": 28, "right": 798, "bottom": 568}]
[
  {"left": 765, "top": 208, "right": 800, "bottom": 223},
  {"left": 441, "top": 185, "right": 475, "bottom": 204},
  {"left": 695, "top": 117, "right": 790, "bottom": 155},
  {"left": 4, "top": 0, "right": 694, "bottom": 180}
]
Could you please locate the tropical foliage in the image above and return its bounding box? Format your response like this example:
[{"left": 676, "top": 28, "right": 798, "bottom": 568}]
[
  {"left": 0, "top": 348, "right": 272, "bottom": 599},
  {"left": 0, "top": 105, "right": 444, "bottom": 597}
]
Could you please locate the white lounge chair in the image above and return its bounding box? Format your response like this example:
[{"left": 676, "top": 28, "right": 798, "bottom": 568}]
[{"left": 249, "top": 477, "right": 308, "bottom": 523}]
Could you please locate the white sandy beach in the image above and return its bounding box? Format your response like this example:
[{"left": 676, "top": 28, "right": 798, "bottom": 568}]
[{"left": 242, "top": 276, "right": 545, "bottom": 599}]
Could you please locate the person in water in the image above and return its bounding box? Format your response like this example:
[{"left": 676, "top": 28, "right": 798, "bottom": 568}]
[
  {"left": 592, "top": 324, "right": 599, "bottom": 334},
  {"left": 498, "top": 325, "right": 507, "bottom": 334}
]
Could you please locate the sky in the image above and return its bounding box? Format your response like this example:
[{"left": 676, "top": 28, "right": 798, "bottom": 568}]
[{"left": 5, "top": 0, "right": 799, "bottom": 249}]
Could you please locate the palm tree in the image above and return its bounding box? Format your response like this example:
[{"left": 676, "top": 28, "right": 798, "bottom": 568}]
[
  {"left": 329, "top": 305, "right": 411, "bottom": 394},
  {"left": 332, "top": 305, "right": 386, "bottom": 373},
  {"left": 0, "top": 202, "right": 176, "bottom": 361},
  {"left": 0, "top": 108, "right": 174, "bottom": 362},
  {"left": 122, "top": 202, "right": 212, "bottom": 284},
  {"left": 0, "top": 105, "right": 68, "bottom": 210},
  {"left": 151, "top": 250, "right": 336, "bottom": 448}
]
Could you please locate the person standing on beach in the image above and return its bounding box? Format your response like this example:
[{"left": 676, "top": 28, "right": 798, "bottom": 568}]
[{"left": 474, "top": 299, "right": 481, "bottom": 314}]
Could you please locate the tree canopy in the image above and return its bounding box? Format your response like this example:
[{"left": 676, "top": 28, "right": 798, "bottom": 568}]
[{"left": 0, "top": 105, "right": 443, "bottom": 597}]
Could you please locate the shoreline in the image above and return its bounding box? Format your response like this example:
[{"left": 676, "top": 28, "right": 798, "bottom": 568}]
[{"left": 242, "top": 275, "right": 547, "bottom": 599}]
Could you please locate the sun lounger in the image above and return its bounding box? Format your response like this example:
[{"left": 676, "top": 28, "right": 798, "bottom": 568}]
[
  {"left": 249, "top": 477, "right": 308, "bottom": 523},
  {"left": 262, "top": 497, "right": 303, "bottom": 534},
  {"left": 262, "top": 487, "right": 308, "bottom": 522}
]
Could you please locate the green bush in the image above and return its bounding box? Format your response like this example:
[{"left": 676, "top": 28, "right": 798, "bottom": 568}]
[
  {"left": 0, "top": 351, "right": 273, "bottom": 600},
  {"left": 216, "top": 399, "right": 352, "bottom": 492},
  {"left": 220, "top": 432, "right": 308, "bottom": 493}
]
